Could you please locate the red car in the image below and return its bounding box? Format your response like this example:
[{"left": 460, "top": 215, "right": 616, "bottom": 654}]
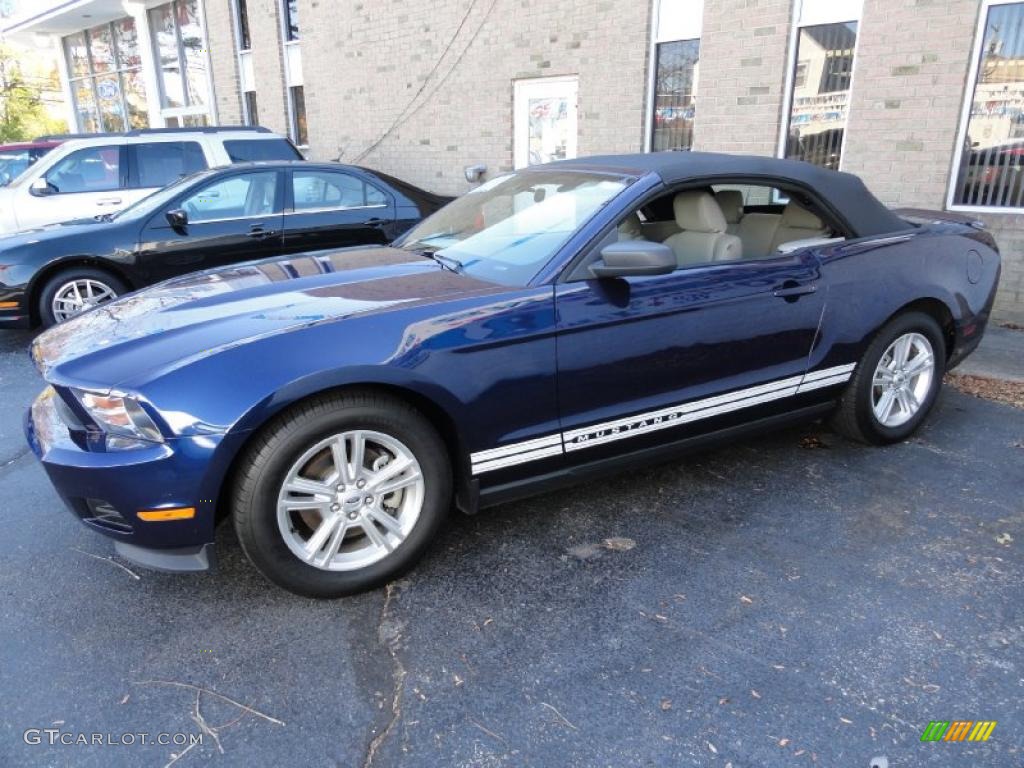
[{"left": 0, "top": 139, "right": 63, "bottom": 186}]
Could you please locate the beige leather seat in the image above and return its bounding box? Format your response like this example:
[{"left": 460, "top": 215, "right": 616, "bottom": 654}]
[
  {"left": 769, "top": 202, "right": 828, "bottom": 253},
  {"left": 736, "top": 212, "right": 781, "bottom": 257},
  {"left": 662, "top": 191, "right": 742, "bottom": 266},
  {"left": 617, "top": 212, "right": 645, "bottom": 241},
  {"left": 715, "top": 190, "right": 745, "bottom": 236}
]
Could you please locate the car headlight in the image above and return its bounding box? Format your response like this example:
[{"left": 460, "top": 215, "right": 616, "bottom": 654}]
[{"left": 73, "top": 389, "right": 164, "bottom": 448}]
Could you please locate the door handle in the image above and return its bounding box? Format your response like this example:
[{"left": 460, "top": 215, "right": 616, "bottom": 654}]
[
  {"left": 96, "top": 197, "right": 122, "bottom": 206},
  {"left": 247, "top": 225, "right": 278, "bottom": 239},
  {"left": 363, "top": 217, "right": 387, "bottom": 226},
  {"left": 772, "top": 281, "right": 817, "bottom": 301}
]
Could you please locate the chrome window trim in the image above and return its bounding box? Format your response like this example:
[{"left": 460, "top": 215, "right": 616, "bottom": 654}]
[{"left": 283, "top": 203, "right": 388, "bottom": 216}]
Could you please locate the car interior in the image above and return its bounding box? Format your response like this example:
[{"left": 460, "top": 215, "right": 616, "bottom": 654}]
[{"left": 615, "top": 182, "right": 842, "bottom": 267}]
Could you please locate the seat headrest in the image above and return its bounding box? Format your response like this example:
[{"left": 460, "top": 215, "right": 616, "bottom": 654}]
[
  {"left": 673, "top": 191, "right": 727, "bottom": 233},
  {"left": 617, "top": 212, "right": 644, "bottom": 240},
  {"left": 715, "top": 190, "right": 744, "bottom": 224},
  {"left": 780, "top": 201, "right": 824, "bottom": 229}
]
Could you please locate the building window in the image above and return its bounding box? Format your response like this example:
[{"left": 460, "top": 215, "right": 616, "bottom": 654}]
[
  {"left": 647, "top": 0, "right": 703, "bottom": 152},
  {"left": 951, "top": 1, "right": 1024, "bottom": 209},
  {"left": 148, "top": 0, "right": 211, "bottom": 125},
  {"left": 794, "top": 61, "right": 808, "bottom": 88},
  {"left": 782, "top": 20, "right": 859, "bottom": 170},
  {"left": 289, "top": 86, "right": 307, "bottom": 145},
  {"left": 283, "top": 0, "right": 299, "bottom": 41},
  {"left": 244, "top": 91, "right": 259, "bottom": 126},
  {"left": 235, "top": 0, "right": 251, "bottom": 50},
  {"left": 652, "top": 39, "right": 699, "bottom": 151},
  {"left": 64, "top": 19, "right": 148, "bottom": 132}
]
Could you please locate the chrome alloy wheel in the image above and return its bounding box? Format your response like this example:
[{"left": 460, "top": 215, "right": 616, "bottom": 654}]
[
  {"left": 51, "top": 278, "right": 118, "bottom": 322},
  {"left": 871, "top": 332, "right": 935, "bottom": 428},
  {"left": 276, "top": 430, "right": 425, "bottom": 571}
]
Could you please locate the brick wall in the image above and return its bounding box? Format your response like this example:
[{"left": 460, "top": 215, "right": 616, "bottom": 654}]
[
  {"left": 842, "top": 0, "right": 1022, "bottom": 323},
  {"left": 205, "top": 0, "right": 243, "bottom": 125},
  {"left": 693, "top": 0, "right": 792, "bottom": 156},
  {"left": 201, "top": 0, "right": 1024, "bottom": 321},
  {"left": 297, "top": 0, "right": 651, "bottom": 194}
]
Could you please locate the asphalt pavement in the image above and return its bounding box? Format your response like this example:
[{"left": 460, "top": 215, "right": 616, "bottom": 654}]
[{"left": 0, "top": 326, "right": 1021, "bottom": 767}]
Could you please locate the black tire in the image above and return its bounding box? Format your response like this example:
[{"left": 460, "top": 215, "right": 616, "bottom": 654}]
[
  {"left": 38, "top": 267, "right": 127, "bottom": 328},
  {"left": 232, "top": 390, "right": 452, "bottom": 598},
  {"left": 831, "top": 311, "right": 946, "bottom": 445}
]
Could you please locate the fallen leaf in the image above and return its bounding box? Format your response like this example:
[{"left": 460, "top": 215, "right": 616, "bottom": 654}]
[
  {"left": 839, "top": 717, "right": 853, "bottom": 724},
  {"left": 718, "top": 696, "right": 730, "bottom": 705},
  {"left": 120, "top": 694, "right": 129, "bottom": 705},
  {"left": 795, "top": 749, "right": 805, "bottom": 756},
  {"left": 751, "top": 689, "right": 762, "bottom": 699},
  {"left": 995, "top": 532, "right": 1014, "bottom": 546},
  {"left": 799, "top": 435, "right": 827, "bottom": 449},
  {"left": 740, "top": 595, "right": 753, "bottom": 604},
  {"left": 603, "top": 537, "right": 636, "bottom": 552},
  {"left": 660, "top": 698, "right": 672, "bottom": 711},
  {"left": 947, "top": 374, "right": 1024, "bottom": 409},
  {"left": 707, "top": 741, "right": 718, "bottom": 754},
  {"left": 772, "top": 664, "right": 785, "bottom": 670},
  {"left": 453, "top": 674, "right": 464, "bottom": 687},
  {"left": 778, "top": 738, "right": 790, "bottom": 747}
]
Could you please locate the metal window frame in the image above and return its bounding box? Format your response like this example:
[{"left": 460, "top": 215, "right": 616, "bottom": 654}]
[
  {"left": 776, "top": 1, "right": 864, "bottom": 171},
  {"left": 947, "top": 0, "right": 1024, "bottom": 213},
  {"left": 232, "top": 0, "right": 252, "bottom": 52},
  {"left": 643, "top": 0, "right": 703, "bottom": 152},
  {"left": 65, "top": 21, "right": 146, "bottom": 133},
  {"left": 281, "top": 0, "right": 299, "bottom": 42},
  {"left": 148, "top": 0, "right": 216, "bottom": 125},
  {"left": 287, "top": 85, "right": 308, "bottom": 147}
]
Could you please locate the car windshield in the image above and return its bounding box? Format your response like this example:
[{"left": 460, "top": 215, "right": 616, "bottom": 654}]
[
  {"left": 397, "top": 170, "right": 630, "bottom": 285},
  {"left": 0, "top": 150, "right": 32, "bottom": 186}
]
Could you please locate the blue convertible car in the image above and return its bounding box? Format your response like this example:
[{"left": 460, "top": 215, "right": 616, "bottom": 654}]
[{"left": 26, "top": 152, "right": 1000, "bottom": 597}]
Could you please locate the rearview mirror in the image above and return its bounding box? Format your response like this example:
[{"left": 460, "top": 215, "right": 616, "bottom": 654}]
[
  {"left": 29, "top": 177, "right": 55, "bottom": 197},
  {"left": 165, "top": 209, "right": 188, "bottom": 229},
  {"left": 590, "top": 241, "right": 676, "bottom": 278}
]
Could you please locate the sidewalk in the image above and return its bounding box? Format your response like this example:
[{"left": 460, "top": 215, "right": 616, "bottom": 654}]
[{"left": 954, "top": 324, "right": 1024, "bottom": 382}]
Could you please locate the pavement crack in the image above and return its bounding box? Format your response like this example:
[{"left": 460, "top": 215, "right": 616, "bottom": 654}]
[
  {"left": 362, "top": 582, "right": 407, "bottom": 768},
  {"left": 0, "top": 448, "right": 31, "bottom": 476}
]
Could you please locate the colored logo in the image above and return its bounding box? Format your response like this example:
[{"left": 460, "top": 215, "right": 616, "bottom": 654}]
[{"left": 920, "top": 721, "right": 996, "bottom": 742}]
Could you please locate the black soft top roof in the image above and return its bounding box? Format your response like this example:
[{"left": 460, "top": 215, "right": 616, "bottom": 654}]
[{"left": 544, "top": 151, "right": 907, "bottom": 237}]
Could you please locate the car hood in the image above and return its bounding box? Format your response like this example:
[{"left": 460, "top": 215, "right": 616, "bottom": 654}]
[
  {"left": 0, "top": 216, "right": 106, "bottom": 248},
  {"left": 32, "top": 245, "right": 505, "bottom": 391}
]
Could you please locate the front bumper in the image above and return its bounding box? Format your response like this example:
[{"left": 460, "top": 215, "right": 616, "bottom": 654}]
[
  {"left": 25, "top": 387, "right": 232, "bottom": 571},
  {"left": 0, "top": 286, "right": 29, "bottom": 327}
]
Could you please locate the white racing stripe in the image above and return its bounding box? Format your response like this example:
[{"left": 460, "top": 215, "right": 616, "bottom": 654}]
[{"left": 470, "top": 363, "right": 856, "bottom": 474}]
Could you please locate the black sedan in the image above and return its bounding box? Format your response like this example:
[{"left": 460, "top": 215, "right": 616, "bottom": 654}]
[{"left": 0, "top": 161, "right": 450, "bottom": 327}]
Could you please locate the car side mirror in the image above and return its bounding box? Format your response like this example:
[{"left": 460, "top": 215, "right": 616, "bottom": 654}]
[
  {"left": 29, "top": 177, "right": 55, "bottom": 197},
  {"left": 590, "top": 240, "right": 676, "bottom": 279},
  {"left": 165, "top": 208, "right": 188, "bottom": 230}
]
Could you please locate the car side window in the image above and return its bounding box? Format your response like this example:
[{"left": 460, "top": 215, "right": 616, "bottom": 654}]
[
  {"left": 292, "top": 170, "right": 386, "bottom": 211},
  {"left": 43, "top": 146, "right": 122, "bottom": 194},
  {"left": 622, "top": 183, "right": 836, "bottom": 268},
  {"left": 128, "top": 142, "right": 207, "bottom": 189},
  {"left": 224, "top": 139, "right": 303, "bottom": 162},
  {"left": 177, "top": 171, "right": 278, "bottom": 223}
]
